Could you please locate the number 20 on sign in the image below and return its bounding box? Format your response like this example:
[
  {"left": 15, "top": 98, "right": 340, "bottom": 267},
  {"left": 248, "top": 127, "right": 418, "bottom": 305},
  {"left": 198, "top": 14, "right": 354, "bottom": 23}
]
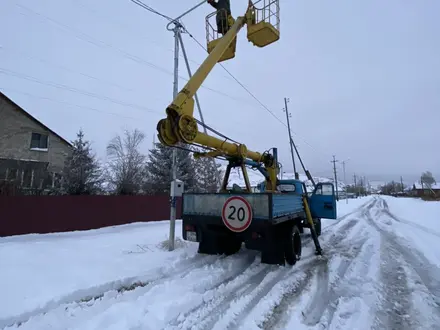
[{"left": 221, "top": 196, "right": 253, "bottom": 232}]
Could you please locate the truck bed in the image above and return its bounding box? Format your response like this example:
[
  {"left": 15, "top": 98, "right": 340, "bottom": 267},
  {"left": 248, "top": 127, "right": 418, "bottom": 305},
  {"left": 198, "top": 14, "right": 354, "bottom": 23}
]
[{"left": 182, "top": 193, "right": 305, "bottom": 223}]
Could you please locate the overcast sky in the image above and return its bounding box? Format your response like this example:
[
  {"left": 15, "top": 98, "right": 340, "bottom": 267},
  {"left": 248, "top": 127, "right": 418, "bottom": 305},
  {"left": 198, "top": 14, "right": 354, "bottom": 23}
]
[{"left": 1, "top": 0, "right": 439, "bottom": 184}]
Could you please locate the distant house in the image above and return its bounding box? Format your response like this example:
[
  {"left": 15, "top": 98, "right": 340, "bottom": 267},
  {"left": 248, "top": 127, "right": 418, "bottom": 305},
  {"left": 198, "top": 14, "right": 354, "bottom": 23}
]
[
  {"left": 411, "top": 182, "right": 440, "bottom": 197},
  {"left": 0, "top": 91, "right": 72, "bottom": 191}
]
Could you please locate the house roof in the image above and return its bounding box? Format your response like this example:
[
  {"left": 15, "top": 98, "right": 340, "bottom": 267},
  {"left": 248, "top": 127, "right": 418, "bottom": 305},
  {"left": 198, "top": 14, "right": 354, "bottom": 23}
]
[
  {"left": 413, "top": 182, "right": 440, "bottom": 190},
  {"left": 0, "top": 91, "right": 73, "bottom": 147}
]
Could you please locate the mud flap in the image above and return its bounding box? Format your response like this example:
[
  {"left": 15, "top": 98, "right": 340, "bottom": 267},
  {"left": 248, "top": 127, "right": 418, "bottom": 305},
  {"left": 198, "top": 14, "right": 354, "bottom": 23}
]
[
  {"left": 198, "top": 231, "right": 222, "bottom": 255},
  {"left": 261, "top": 226, "right": 285, "bottom": 266},
  {"left": 198, "top": 231, "right": 242, "bottom": 256}
]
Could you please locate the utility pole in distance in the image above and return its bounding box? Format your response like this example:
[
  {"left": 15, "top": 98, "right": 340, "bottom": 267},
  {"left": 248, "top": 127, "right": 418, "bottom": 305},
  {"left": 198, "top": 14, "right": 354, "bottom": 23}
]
[
  {"left": 353, "top": 173, "right": 357, "bottom": 197},
  {"left": 283, "top": 97, "right": 299, "bottom": 179},
  {"left": 331, "top": 155, "right": 339, "bottom": 201},
  {"left": 341, "top": 158, "right": 350, "bottom": 204}
]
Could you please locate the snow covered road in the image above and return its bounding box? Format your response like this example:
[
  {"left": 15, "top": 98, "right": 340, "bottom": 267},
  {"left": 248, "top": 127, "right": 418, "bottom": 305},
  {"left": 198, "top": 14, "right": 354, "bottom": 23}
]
[{"left": 2, "top": 196, "right": 440, "bottom": 330}]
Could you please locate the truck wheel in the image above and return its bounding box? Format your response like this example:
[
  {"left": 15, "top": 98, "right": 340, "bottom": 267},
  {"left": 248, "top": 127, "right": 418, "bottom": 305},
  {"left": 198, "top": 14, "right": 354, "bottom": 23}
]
[
  {"left": 314, "top": 218, "right": 322, "bottom": 237},
  {"left": 285, "top": 225, "right": 302, "bottom": 266}
]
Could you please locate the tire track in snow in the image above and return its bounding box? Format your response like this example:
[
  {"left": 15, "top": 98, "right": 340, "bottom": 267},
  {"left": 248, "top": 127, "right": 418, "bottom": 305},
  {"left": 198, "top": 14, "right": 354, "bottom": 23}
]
[
  {"left": 218, "top": 210, "right": 370, "bottom": 330},
  {"left": 226, "top": 257, "right": 326, "bottom": 330},
  {"left": 259, "top": 259, "right": 323, "bottom": 330},
  {"left": 172, "top": 254, "right": 318, "bottom": 330},
  {"left": 165, "top": 254, "right": 270, "bottom": 330},
  {"left": 301, "top": 236, "right": 371, "bottom": 327},
  {"left": 364, "top": 197, "right": 440, "bottom": 329},
  {"left": 367, "top": 197, "right": 440, "bottom": 302},
  {"left": 377, "top": 240, "right": 414, "bottom": 329},
  {"left": 260, "top": 215, "right": 367, "bottom": 329},
  {"left": 213, "top": 222, "right": 361, "bottom": 330},
  {"left": 2, "top": 252, "right": 239, "bottom": 329},
  {"left": 170, "top": 236, "right": 320, "bottom": 330},
  {"left": 363, "top": 198, "right": 416, "bottom": 329},
  {"left": 259, "top": 201, "right": 379, "bottom": 330}
]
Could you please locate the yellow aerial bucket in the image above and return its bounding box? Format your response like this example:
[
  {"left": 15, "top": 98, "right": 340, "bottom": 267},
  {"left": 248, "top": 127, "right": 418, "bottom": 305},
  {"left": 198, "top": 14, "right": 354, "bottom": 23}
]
[
  {"left": 206, "top": 10, "right": 237, "bottom": 63},
  {"left": 246, "top": 0, "right": 280, "bottom": 48}
]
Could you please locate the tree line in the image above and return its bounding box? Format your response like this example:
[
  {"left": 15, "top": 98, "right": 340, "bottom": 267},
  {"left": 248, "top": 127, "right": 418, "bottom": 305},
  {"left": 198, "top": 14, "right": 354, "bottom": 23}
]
[
  {"left": 58, "top": 128, "right": 222, "bottom": 196},
  {"left": 379, "top": 171, "right": 436, "bottom": 195}
]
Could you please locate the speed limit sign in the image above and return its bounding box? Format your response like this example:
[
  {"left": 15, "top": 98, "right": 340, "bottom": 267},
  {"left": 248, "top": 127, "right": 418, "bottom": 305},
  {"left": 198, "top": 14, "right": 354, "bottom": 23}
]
[{"left": 221, "top": 196, "right": 253, "bottom": 232}]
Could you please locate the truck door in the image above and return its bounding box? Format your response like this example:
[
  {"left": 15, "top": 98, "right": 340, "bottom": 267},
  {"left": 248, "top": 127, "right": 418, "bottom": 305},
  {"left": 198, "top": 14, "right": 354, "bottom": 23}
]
[{"left": 309, "top": 182, "right": 337, "bottom": 219}]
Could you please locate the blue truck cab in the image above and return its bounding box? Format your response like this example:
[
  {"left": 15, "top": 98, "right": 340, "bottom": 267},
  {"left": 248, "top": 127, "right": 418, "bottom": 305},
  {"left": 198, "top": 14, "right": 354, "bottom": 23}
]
[
  {"left": 258, "top": 179, "right": 337, "bottom": 233},
  {"left": 181, "top": 178, "right": 337, "bottom": 266}
]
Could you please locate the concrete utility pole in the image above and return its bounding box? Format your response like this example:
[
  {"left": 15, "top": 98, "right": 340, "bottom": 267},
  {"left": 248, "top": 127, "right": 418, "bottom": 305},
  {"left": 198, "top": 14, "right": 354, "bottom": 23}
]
[
  {"left": 129, "top": 0, "right": 210, "bottom": 251},
  {"left": 341, "top": 158, "right": 350, "bottom": 204},
  {"left": 353, "top": 173, "right": 357, "bottom": 196},
  {"left": 283, "top": 97, "right": 298, "bottom": 179},
  {"left": 168, "top": 24, "right": 181, "bottom": 252},
  {"left": 164, "top": 1, "right": 215, "bottom": 251},
  {"left": 331, "top": 155, "right": 339, "bottom": 201}
]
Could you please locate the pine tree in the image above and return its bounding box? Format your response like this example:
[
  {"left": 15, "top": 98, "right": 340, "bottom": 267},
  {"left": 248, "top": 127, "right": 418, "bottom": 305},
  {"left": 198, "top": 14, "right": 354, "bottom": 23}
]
[
  {"left": 194, "top": 157, "right": 222, "bottom": 193},
  {"left": 145, "top": 143, "right": 197, "bottom": 194},
  {"left": 61, "top": 129, "right": 103, "bottom": 195}
]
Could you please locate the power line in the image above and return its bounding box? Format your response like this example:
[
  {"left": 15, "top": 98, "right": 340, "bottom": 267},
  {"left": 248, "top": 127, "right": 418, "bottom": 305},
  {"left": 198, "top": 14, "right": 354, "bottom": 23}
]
[
  {"left": 0, "top": 67, "right": 159, "bottom": 114},
  {"left": 0, "top": 46, "right": 245, "bottom": 105},
  {"left": 127, "top": 1, "right": 319, "bottom": 158},
  {"left": 130, "top": 0, "right": 174, "bottom": 21},
  {"left": 0, "top": 87, "right": 159, "bottom": 120},
  {"left": 15, "top": 1, "right": 335, "bottom": 162},
  {"left": 128, "top": 0, "right": 290, "bottom": 120},
  {"left": 185, "top": 31, "right": 330, "bottom": 158},
  {"left": 14, "top": 3, "right": 249, "bottom": 104},
  {"left": 73, "top": 0, "right": 205, "bottom": 70},
  {"left": 127, "top": 1, "right": 310, "bottom": 152},
  {"left": 0, "top": 47, "right": 134, "bottom": 93}
]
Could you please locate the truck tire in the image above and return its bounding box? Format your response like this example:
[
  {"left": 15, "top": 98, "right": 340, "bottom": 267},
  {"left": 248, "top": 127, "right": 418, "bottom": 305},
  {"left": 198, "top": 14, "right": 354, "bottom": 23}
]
[
  {"left": 314, "top": 218, "right": 322, "bottom": 237},
  {"left": 285, "top": 225, "right": 302, "bottom": 266}
]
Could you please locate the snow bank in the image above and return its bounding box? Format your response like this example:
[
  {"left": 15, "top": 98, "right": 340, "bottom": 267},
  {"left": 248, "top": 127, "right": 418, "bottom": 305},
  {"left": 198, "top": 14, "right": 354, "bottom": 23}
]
[
  {"left": 379, "top": 196, "right": 440, "bottom": 267},
  {"left": 381, "top": 196, "right": 440, "bottom": 232},
  {"left": 0, "top": 220, "right": 194, "bottom": 326}
]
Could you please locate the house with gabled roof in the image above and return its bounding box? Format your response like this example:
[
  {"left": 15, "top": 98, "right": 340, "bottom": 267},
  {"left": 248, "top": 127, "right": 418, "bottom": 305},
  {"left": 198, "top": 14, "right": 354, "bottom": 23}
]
[
  {"left": 411, "top": 181, "right": 440, "bottom": 197},
  {"left": 0, "top": 91, "right": 72, "bottom": 190}
]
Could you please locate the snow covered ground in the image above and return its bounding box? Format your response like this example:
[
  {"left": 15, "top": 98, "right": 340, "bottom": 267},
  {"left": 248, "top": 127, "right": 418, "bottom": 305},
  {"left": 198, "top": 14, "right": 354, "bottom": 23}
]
[{"left": 1, "top": 196, "right": 440, "bottom": 330}]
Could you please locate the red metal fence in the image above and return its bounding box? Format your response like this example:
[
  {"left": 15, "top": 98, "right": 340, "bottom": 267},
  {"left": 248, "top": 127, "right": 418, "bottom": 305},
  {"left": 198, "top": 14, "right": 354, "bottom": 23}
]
[{"left": 0, "top": 195, "right": 181, "bottom": 237}]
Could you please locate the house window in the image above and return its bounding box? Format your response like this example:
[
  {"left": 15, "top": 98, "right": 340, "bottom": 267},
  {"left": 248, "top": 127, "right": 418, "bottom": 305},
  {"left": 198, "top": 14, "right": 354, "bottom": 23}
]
[{"left": 30, "top": 133, "right": 48, "bottom": 150}]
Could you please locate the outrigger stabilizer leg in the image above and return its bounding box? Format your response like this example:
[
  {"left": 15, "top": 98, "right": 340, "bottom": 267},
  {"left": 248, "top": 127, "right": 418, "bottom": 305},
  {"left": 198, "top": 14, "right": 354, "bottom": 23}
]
[{"left": 302, "top": 196, "right": 323, "bottom": 255}]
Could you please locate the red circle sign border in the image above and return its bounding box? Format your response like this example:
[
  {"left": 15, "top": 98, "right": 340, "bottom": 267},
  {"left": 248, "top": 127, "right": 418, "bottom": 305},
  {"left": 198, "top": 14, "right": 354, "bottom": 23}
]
[{"left": 221, "top": 196, "right": 253, "bottom": 233}]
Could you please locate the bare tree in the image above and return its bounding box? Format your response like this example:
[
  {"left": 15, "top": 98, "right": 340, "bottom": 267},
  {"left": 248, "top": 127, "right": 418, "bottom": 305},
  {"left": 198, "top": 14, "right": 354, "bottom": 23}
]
[
  {"left": 421, "top": 171, "right": 436, "bottom": 188},
  {"left": 106, "top": 129, "right": 146, "bottom": 195}
]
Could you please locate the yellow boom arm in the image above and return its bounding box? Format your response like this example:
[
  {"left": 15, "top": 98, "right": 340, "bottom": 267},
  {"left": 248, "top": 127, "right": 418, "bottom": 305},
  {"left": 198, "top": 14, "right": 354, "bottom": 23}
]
[{"left": 156, "top": 3, "right": 280, "bottom": 191}]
